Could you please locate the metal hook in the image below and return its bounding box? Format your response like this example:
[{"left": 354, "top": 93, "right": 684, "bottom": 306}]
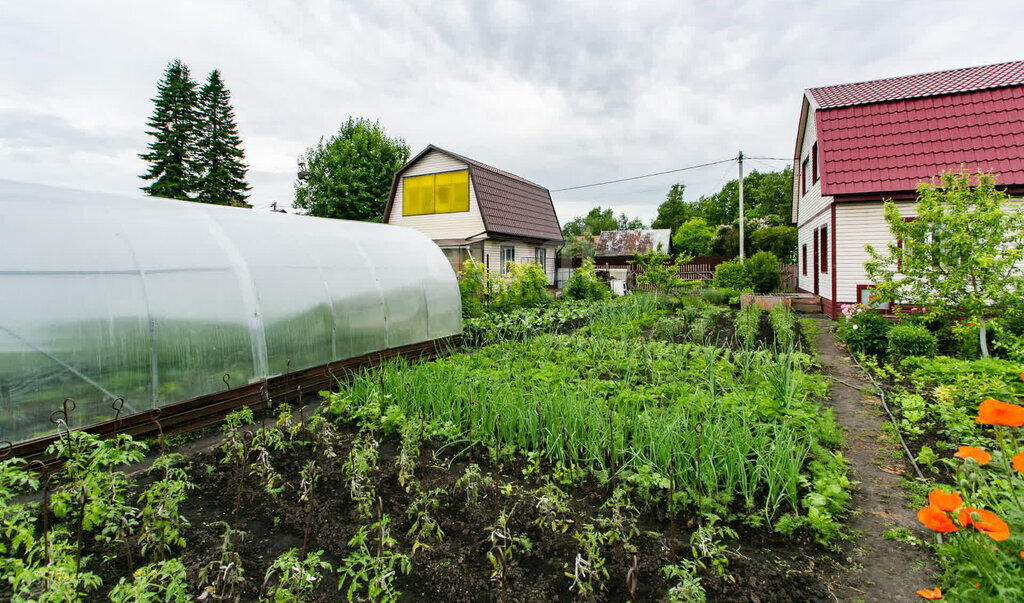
[
  {"left": 150, "top": 408, "right": 164, "bottom": 453},
  {"left": 0, "top": 440, "right": 12, "bottom": 461},
  {"left": 112, "top": 397, "right": 124, "bottom": 426},
  {"left": 223, "top": 373, "right": 231, "bottom": 390}
]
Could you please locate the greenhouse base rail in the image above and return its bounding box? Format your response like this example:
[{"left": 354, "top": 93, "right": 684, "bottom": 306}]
[{"left": 9, "top": 335, "right": 461, "bottom": 464}]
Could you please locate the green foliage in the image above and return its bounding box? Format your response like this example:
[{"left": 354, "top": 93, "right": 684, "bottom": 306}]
[
  {"left": 651, "top": 183, "right": 689, "bottom": 235},
  {"left": 137, "top": 454, "right": 196, "bottom": 561},
  {"left": 293, "top": 116, "right": 410, "bottom": 221},
  {"left": 343, "top": 431, "right": 379, "bottom": 519},
  {"left": 653, "top": 169, "right": 793, "bottom": 238},
  {"left": 563, "top": 257, "right": 612, "bottom": 302},
  {"left": 711, "top": 260, "right": 752, "bottom": 291},
  {"left": 458, "top": 258, "right": 488, "bottom": 318},
  {"left": 698, "top": 288, "right": 729, "bottom": 305},
  {"left": 461, "top": 299, "right": 603, "bottom": 346},
  {"left": 562, "top": 206, "right": 645, "bottom": 240},
  {"left": 745, "top": 251, "right": 781, "bottom": 294},
  {"left": 109, "top": 558, "right": 188, "bottom": 603},
  {"left": 337, "top": 513, "right": 410, "bottom": 602},
  {"left": 265, "top": 549, "right": 332, "bottom": 602},
  {"left": 865, "top": 169, "right": 1024, "bottom": 357},
  {"left": 750, "top": 225, "right": 798, "bottom": 263},
  {"left": 491, "top": 261, "right": 550, "bottom": 311},
  {"left": 734, "top": 304, "right": 762, "bottom": 349},
  {"left": 835, "top": 306, "right": 891, "bottom": 356},
  {"left": 671, "top": 218, "right": 715, "bottom": 256},
  {"left": 768, "top": 304, "right": 796, "bottom": 349},
  {"left": 631, "top": 244, "right": 691, "bottom": 299},
  {"left": 140, "top": 59, "right": 201, "bottom": 200},
  {"left": 195, "top": 69, "right": 250, "bottom": 206},
  {"left": 886, "top": 323, "right": 938, "bottom": 360}
]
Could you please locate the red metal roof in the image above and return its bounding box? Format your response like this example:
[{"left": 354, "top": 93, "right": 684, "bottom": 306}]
[
  {"left": 813, "top": 81, "right": 1024, "bottom": 197},
  {"left": 808, "top": 60, "right": 1024, "bottom": 109}
]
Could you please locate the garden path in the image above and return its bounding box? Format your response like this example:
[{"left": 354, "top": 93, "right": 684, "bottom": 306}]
[{"left": 813, "top": 316, "right": 938, "bottom": 602}]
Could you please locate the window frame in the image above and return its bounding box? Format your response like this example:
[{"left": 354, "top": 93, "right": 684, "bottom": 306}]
[
  {"left": 500, "top": 245, "right": 515, "bottom": 275},
  {"left": 534, "top": 247, "right": 547, "bottom": 272},
  {"left": 812, "top": 143, "right": 819, "bottom": 183},
  {"left": 802, "top": 157, "right": 810, "bottom": 195},
  {"left": 820, "top": 226, "right": 828, "bottom": 274},
  {"left": 401, "top": 169, "right": 470, "bottom": 216},
  {"left": 802, "top": 243, "right": 808, "bottom": 276}
]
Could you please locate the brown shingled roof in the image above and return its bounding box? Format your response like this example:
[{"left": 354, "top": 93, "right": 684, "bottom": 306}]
[{"left": 383, "top": 145, "right": 564, "bottom": 244}]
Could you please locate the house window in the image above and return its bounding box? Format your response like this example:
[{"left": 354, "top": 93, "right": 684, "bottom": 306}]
[
  {"left": 812, "top": 143, "right": 819, "bottom": 183},
  {"left": 535, "top": 247, "right": 546, "bottom": 271},
  {"left": 820, "top": 226, "right": 828, "bottom": 273},
  {"left": 857, "top": 285, "right": 891, "bottom": 310},
  {"left": 500, "top": 245, "right": 515, "bottom": 274},
  {"left": 402, "top": 170, "right": 470, "bottom": 216},
  {"left": 802, "top": 158, "right": 810, "bottom": 195},
  {"left": 802, "top": 244, "right": 807, "bottom": 275}
]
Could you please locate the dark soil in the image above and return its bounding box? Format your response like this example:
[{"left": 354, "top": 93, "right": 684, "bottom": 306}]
[{"left": 59, "top": 415, "right": 844, "bottom": 602}]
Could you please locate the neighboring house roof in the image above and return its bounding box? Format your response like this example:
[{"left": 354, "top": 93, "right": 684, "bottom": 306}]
[
  {"left": 384, "top": 145, "right": 564, "bottom": 244},
  {"left": 799, "top": 60, "right": 1024, "bottom": 198},
  {"left": 595, "top": 229, "right": 671, "bottom": 256}
]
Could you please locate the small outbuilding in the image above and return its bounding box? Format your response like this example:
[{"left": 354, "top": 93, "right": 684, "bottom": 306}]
[{"left": 382, "top": 145, "right": 564, "bottom": 282}]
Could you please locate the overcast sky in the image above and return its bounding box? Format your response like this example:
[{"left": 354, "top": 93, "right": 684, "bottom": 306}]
[{"left": 2, "top": 1, "right": 1021, "bottom": 225}]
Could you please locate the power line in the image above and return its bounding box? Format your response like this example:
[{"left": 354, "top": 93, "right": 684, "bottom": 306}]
[
  {"left": 550, "top": 157, "right": 736, "bottom": 192},
  {"left": 746, "top": 156, "right": 791, "bottom": 161}
]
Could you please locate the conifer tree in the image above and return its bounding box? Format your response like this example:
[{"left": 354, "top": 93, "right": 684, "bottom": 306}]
[
  {"left": 139, "top": 59, "right": 201, "bottom": 200},
  {"left": 196, "top": 69, "right": 250, "bottom": 206}
]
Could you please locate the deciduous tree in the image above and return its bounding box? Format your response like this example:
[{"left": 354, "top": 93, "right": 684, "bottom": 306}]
[
  {"left": 865, "top": 170, "right": 1024, "bottom": 357},
  {"left": 293, "top": 117, "right": 410, "bottom": 221}
]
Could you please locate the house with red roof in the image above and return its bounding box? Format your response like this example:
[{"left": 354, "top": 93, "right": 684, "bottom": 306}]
[
  {"left": 383, "top": 145, "right": 564, "bottom": 282},
  {"left": 793, "top": 60, "right": 1024, "bottom": 318}
]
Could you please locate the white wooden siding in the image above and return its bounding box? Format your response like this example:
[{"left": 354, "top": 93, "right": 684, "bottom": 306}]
[
  {"left": 796, "top": 108, "right": 831, "bottom": 226},
  {"left": 834, "top": 202, "right": 916, "bottom": 303},
  {"left": 481, "top": 240, "right": 556, "bottom": 284},
  {"left": 386, "top": 150, "right": 486, "bottom": 239},
  {"left": 796, "top": 211, "right": 832, "bottom": 297}
]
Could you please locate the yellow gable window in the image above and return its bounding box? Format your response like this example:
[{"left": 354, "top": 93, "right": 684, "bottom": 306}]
[{"left": 403, "top": 170, "right": 469, "bottom": 216}]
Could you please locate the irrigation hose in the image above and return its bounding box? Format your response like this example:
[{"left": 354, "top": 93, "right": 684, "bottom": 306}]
[{"left": 843, "top": 347, "right": 942, "bottom": 546}]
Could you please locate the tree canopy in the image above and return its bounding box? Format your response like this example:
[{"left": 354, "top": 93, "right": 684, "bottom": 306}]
[
  {"left": 562, "top": 206, "right": 646, "bottom": 238},
  {"left": 865, "top": 170, "right": 1024, "bottom": 357},
  {"left": 140, "top": 60, "right": 249, "bottom": 205},
  {"left": 652, "top": 168, "right": 793, "bottom": 235},
  {"left": 293, "top": 117, "right": 410, "bottom": 221}
]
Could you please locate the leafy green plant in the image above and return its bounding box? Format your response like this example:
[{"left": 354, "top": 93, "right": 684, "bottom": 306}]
[
  {"left": 662, "top": 558, "right": 706, "bottom": 603},
  {"left": 711, "top": 260, "right": 752, "bottom": 291},
  {"left": 343, "top": 431, "right": 379, "bottom": 519},
  {"left": 630, "top": 244, "right": 691, "bottom": 300},
  {"left": 406, "top": 487, "right": 445, "bottom": 555},
  {"left": 565, "top": 523, "right": 610, "bottom": 597},
  {"left": 455, "top": 463, "right": 493, "bottom": 505},
  {"left": 263, "top": 548, "right": 332, "bottom": 602},
  {"left": 734, "top": 303, "right": 762, "bottom": 349},
  {"left": 564, "top": 257, "right": 612, "bottom": 302},
  {"left": 337, "top": 506, "right": 411, "bottom": 602},
  {"left": 886, "top": 322, "right": 938, "bottom": 360},
  {"left": 109, "top": 558, "right": 188, "bottom": 603},
  {"left": 836, "top": 304, "right": 891, "bottom": 356},
  {"left": 197, "top": 522, "right": 246, "bottom": 601},
  {"left": 533, "top": 481, "right": 574, "bottom": 533},
  {"left": 768, "top": 304, "right": 796, "bottom": 349},
  {"left": 744, "top": 251, "right": 781, "bottom": 294},
  {"left": 137, "top": 453, "right": 195, "bottom": 561},
  {"left": 486, "top": 506, "right": 531, "bottom": 596}
]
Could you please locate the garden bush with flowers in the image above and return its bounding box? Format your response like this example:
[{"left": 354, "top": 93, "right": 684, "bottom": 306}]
[{"left": 912, "top": 382, "right": 1024, "bottom": 600}]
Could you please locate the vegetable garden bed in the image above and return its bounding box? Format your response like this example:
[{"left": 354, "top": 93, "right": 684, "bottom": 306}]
[{"left": 1, "top": 295, "right": 852, "bottom": 602}]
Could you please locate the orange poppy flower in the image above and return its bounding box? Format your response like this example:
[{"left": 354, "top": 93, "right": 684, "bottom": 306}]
[
  {"left": 1013, "top": 452, "right": 1024, "bottom": 473},
  {"left": 916, "top": 587, "right": 942, "bottom": 599},
  {"left": 975, "top": 399, "right": 1024, "bottom": 427},
  {"left": 957, "top": 507, "right": 1010, "bottom": 541},
  {"left": 917, "top": 506, "right": 959, "bottom": 533},
  {"left": 954, "top": 446, "right": 991, "bottom": 464},
  {"left": 928, "top": 489, "right": 963, "bottom": 512}
]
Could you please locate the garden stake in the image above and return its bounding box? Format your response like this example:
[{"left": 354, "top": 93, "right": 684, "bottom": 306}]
[
  {"left": 608, "top": 408, "right": 616, "bottom": 491},
  {"left": 119, "top": 516, "right": 134, "bottom": 578},
  {"left": 234, "top": 430, "right": 253, "bottom": 526},
  {"left": 111, "top": 397, "right": 124, "bottom": 428},
  {"left": 626, "top": 554, "right": 639, "bottom": 602},
  {"left": 493, "top": 414, "right": 501, "bottom": 465},
  {"left": 668, "top": 455, "right": 676, "bottom": 562},
  {"left": 301, "top": 461, "right": 317, "bottom": 556},
  {"left": 75, "top": 484, "right": 87, "bottom": 574},
  {"left": 695, "top": 422, "right": 704, "bottom": 527},
  {"left": 297, "top": 385, "right": 305, "bottom": 434},
  {"left": 223, "top": 373, "right": 231, "bottom": 390},
  {"left": 467, "top": 391, "right": 474, "bottom": 463},
  {"left": 49, "top": 397, "right": 76, "bottom": 459},
  {"left": 29, "top": 460, "right": 52, "bottom": 564},
  {"left": 376, "top": 496, "right": 385, "bottom": 557}
]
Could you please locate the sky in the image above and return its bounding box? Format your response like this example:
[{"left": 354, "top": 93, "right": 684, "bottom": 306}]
[{"left": 2, "top": 1, "right": 1022, "bottom": 226}]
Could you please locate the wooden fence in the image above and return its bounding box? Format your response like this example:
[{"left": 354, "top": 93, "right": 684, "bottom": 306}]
[{"left": 627, "top": 261, "right": 799, "bottom": 293}]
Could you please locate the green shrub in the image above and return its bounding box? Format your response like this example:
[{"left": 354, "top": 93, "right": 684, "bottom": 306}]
[
  {"left": 491, "top": 262, "right": 551, "bottom": 311},
  {"left": 458, "top": 259, "right": 488, "bottom": 318},
  {"left": 886, "top": 323, "right": 937, "bottom": 360},
  {"left": 745, "top": 251, "right": 781, "bottom": 294},
  {"left": 563, "top": 258, "right": 612, "bottom": 302},
  {"left": 836, "top": 306, "right": 891, "bottom": 356},
  {"left": 699, "top": 288, "right": 729, "bottom": 305},
  {"left": 712, "top": 260, "right": 752, "bottom": 291}
]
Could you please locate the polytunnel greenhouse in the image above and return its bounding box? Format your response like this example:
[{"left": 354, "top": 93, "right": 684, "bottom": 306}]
[{"left": 0, "top": 180, "right": 462, "bottom": 446}]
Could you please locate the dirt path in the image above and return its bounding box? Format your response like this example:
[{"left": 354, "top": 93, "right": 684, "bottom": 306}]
[{"left": 812, "top": 316, "right": 938, "bottom": 602}]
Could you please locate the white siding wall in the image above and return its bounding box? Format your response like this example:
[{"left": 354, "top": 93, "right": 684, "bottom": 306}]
[
  {"left": 482, "top": 240, "right": 557, "bottom": 285},
  {"left": 797, "top": 211, "right": 832, "bottom": 298},
  {"left": 386, "top": 150, "right": 486, "bottom": 239},
  {"left": 796, "top": 108, "right": 830, "bottom": 225},
  {"left": 834, "top": 202, "right": 916, "bottom": 304}
]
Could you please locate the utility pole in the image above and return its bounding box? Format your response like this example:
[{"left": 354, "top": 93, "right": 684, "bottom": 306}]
[{"left": 738, "top": 151, "right": 745, "bottom": 264}]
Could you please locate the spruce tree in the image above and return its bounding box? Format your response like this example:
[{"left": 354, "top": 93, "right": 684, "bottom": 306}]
[
  {"left": 139, "top": 59, "right": 201, "bottom": 200},
  {"left": 196, "top": 70, "right": 250, "bottom": 206}
]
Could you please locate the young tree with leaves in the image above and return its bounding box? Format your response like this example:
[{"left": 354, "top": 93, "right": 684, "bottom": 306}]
[
  {"left": 195, "top": 70, "right": 250, "bottom": 206},
  {"left": 139, "top": 59, "right": 201, "bottom": 200},
  {"left": 293, "top": 117, "right": 410, "bottom": 221},
  {"left": 865, "top": 170, "right": 1024, "bottom": 357}
]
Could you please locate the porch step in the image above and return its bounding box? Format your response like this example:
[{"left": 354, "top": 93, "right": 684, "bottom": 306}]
[{"left": 790, "top": 296, "right": 822, "bottom": 314}]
